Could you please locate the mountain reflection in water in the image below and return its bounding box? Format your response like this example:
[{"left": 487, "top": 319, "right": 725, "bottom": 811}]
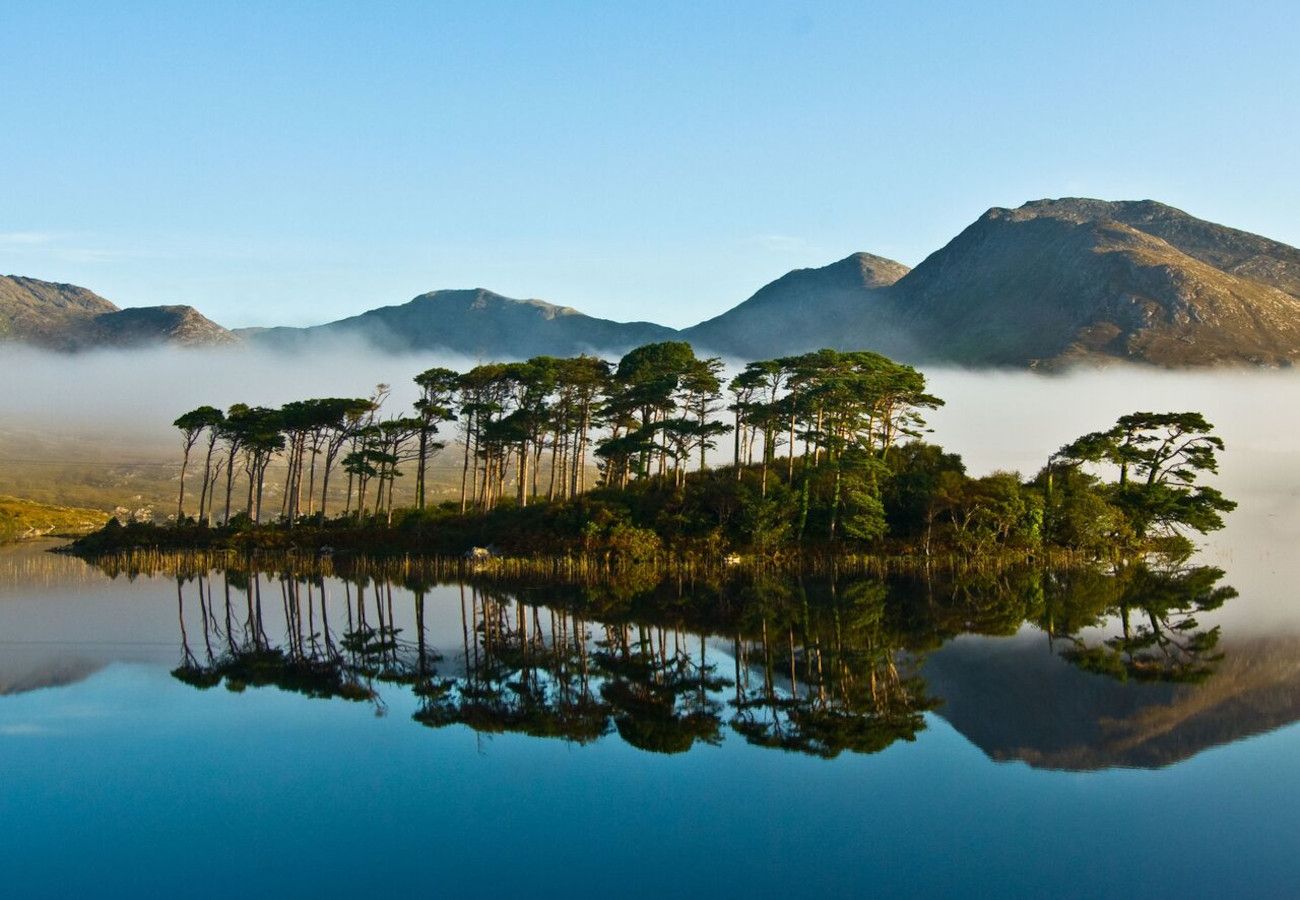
[{"left": 89, "top": 553, "right": 1299, "bottom": 770}]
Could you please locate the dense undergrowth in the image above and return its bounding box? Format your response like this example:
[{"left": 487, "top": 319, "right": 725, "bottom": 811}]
[{"left": 67, "top": 439, "right": 1205, "bottom": 568}]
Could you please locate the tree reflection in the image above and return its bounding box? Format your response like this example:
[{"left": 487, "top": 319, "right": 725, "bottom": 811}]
[
  {"left": 414, "top": 584, "right": 611, "bottom": 743},
  {"left": 1043, "top": 560, "right": 1236, "bottom": 683},
  {"left": 168, "top": 566, "right": 454, "bottom": 708},
  {"left": 157, "top": 552, "right": 1242, "bottom": 759},
  {"left": 595, "top": 624, "right": 727, "bottom": 754},
  {"left": 730, "top": 579, "right": 937, "bottom": 758}
]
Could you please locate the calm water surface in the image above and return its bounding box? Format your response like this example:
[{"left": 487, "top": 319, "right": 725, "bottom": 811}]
[
  {"left": 1, "top": 541, "right": 1297, "bottom": 899},
  {"left": 4, "top": 374, "right": 1300, "bottom": 898}
]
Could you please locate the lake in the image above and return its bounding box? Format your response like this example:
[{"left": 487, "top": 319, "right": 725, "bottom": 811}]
[{"left": 3, "top": 370, "right": 1299, "bottom": 898}]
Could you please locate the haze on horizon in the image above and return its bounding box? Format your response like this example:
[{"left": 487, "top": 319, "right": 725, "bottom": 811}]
[
  {"left": 2, "top": 341, "right": 1296, "bottom": 638},
  {"left": 2, "top": 1, "right": 1299, "bottom": 329}
]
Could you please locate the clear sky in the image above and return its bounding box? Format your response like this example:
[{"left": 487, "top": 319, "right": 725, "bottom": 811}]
[{"left": 2, "top": 0, "right": 1298, "bottom": 329}]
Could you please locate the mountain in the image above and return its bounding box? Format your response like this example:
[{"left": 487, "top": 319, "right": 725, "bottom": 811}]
[
  {"left": 891, "top": 199, "right": 1300, "bottom": 368},
  {"left": 0, "top": 276, "right": 117, "bottom": 344},
  {"left": 682, "top": 199, "right": 1300, "bottom": 367},
  {"left": 9, "top": 197, "right": 1300, "bottom": 366},
  {"left": 0, "top": 275, "right": 236, "bottom": 350},
  {"left": 89, "top": 305, "right": 238, "bottom": 348},
  {"left": 243, "top": 287, "right": 676, "bottom": 358},
  {"left": 681, "top": 252, "right": 912, "bottom": 359}
]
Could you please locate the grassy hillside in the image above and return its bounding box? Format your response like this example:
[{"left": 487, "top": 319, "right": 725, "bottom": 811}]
[{"left": 0, "top": 495, "right": 109, "bottom": 542}]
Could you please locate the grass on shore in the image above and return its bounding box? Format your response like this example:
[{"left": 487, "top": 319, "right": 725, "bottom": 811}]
[{"left": 0, "top": 495, "right": 110, "bottom": 542}]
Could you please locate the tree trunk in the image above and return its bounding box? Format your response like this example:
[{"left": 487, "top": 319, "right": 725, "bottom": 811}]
[
  {"left": 459, "top": 419, "right": 472, "bottom": 514},
  {"left": 319, "top": 460, "right": 333, "bottom": 520},
  {"left": 245, "top": 463, "right": 255, "bottom": 520},
  {"left": 177, "top": 446, "right": 192, "bottom": 523},
  {"left": 788, "top": 411, "right": 796, "bottom": 481},
  {"left": 829, "top": 463, "right": 842, "bottom": 540},
  {"left": 416, "top": 427, "right": 429, "bottom": 510},
  {"left": 306, "top": 441, "right": 319, "bottom": 517},
  {"left": 197, "top": 436, "right": 216, "bottom": 525},
  {"left": 733, "top": 404, "right": 742, "bottom": 477},
  {"left": 223, "top": 448, "right": 237, "bottom": 524}
]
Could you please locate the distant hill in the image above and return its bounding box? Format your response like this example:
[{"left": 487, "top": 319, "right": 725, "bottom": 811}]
[
  {"left": 9, "top": 198, "right": 1300, "bottom": 366},
  {"left": 242, "top": 287, "right": 676, "bottom": 358},
  {"left": 0, "top": 275, "right": 235, "bottom": 350},
  {"left": 89, "top": 305, "right": 238, "bottom": 349},
  {"left": 0, "top": 276, "right": 117, "bottom": 345},
  {"left": 681, "top": 252, "right": 912, "bottom": 359},
  {"left": 890, "top": 199, "right": 1300, "bottom": 368},
  {"left": 683, "top": 199, "right": 1300, "bottom": 367}
]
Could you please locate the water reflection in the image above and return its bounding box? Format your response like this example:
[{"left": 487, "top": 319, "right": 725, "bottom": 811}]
[
  {"left": 1042, "top": 562, "right": 1236, "bottom": 684},
  {"left": 121, "top": 552, "right": 1292, "bottom": 769}
]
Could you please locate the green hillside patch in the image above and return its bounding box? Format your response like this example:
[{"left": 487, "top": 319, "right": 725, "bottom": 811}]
[{"left": 0, "top": 495, "right": 109, "bottom": 542}]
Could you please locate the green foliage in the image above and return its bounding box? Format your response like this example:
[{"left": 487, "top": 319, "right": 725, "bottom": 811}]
[
  {"left": 881, "top": 442, "right": 966, "bottom": 537},
  {"left": 1040, "top": 466, "right": 1132, "bottom": 558},
  {"left": 127, "top": 341, "right": 1239, "bottom": 569},
  {"left": 1052, "top": 410, "right": 1236, "bottom": 554},
  {"left": 1049, "top": 560, "right": 1236, "bottom": 683},
  {"left": 838, "top": 452, "right": 889, "bottom": 543}
]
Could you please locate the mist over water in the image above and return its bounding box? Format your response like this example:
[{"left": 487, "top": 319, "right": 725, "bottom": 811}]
[
  {"left": 1, "top": 354, "right": 1299, "bottom": 893},
  {"left": 2, "top": 347, "right": 1297, "bottom": 629},
  {"left": 0, "top": 343, "right": 471, "bottom": 442},
  {"left": 6, "top": 346, "right": 1294, "bottom": 459},
  {"left": 923, "top": 367, "right": 1300, "bottom": 634}
]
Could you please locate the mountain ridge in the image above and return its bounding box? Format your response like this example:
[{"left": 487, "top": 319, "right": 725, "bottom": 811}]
[
  {"left": 680, "top": 252, "right": 912, "bottom": 359},
  {"left": 889, "top": 199, "right": 1300, "bottom": 367},
  {"left": 0, "top": 275, "right": 235, "bottom": 350},
  {"left": 241, "top": 287, "right": 676, "bottom": 358},
  {"left": 8, "top": 197, "right": 1300, "bottom": 367}
]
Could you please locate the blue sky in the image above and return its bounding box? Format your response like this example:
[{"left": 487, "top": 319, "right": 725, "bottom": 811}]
[{"left": 2, "top": 1, "right": 1298, "bottom": 328}]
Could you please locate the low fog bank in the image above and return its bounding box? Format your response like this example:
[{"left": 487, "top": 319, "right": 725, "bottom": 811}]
[
  {"left": 0, "top": 342, "right": 480, "bottom": 443},
  {"left": 923, "top": 365, "right": 1300, "bottom": 634},
  {"left": 1, "top": 348, "right": 1297, "bottom": 629},
  {"left": 923, "top": 366, "right": 1300, "bottom": 476},
  {"left": 0, "top": 342, "right": 481, "bottom": 509},
  {"left": 2, "top": 345, "right": 1296, "bottom": 500}
]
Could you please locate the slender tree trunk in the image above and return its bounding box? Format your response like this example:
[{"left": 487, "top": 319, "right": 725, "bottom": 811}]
[
  {"left": 293, "top": 436, "right": 305, "bottom": 518},
  {"left": 319, "top": 459, "right": 332, "bottom": 520},
  {"left": 733, "top": 404, "right": 742, "bottom": 476},
  {"left": 575, "top": 403, "right": 590, "bottom": 496},
  {"left": 459, "top": 412, "right": 474, "bottom": 513},
  {"left": 814, "top": 406, "right": 824, "bottom": 466},
  {"left": 245, "top": 462, "right": 255, "bottom": 519},
  {"left": 699, "top": 404, "right": 708, "bottom": 472},
  {"left": 306, "top": 441, "right": 319, "bottom": 517},
  {"left": 197, "top": 436, "right": 216, "bottom": 525},
  {"left": 223, "top": 448, "right": 237, "bottom": 524},
  {"left": 548, "top": 431, "right": 560, "bottom": 502},
  {"left": 532, "top": 437, "right": 543, "bottom": 499},
  {"left": 788, "top": 412, "right": 796, "bottom": 481},
  {"left": 254, "top": 461, "right": 267, "bottom": 523},
  {"left": 829, "top": 462, "right": 842, "bottom": 540},
  {"left": 177, "top": 445, "right": 192, "bottom": 523},
  {"left": 416, "top": 427, "right": 428, "bottom": 510}
]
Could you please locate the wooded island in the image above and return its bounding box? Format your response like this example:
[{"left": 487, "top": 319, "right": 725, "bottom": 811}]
[{"left": 73, "top": 342, "right": 1235, "bottom": 563}]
